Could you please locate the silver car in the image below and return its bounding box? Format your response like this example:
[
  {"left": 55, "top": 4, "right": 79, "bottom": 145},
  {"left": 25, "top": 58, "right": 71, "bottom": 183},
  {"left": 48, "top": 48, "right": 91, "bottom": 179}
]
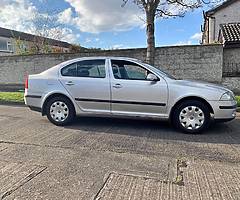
[{"left": 24, "top": 57, "right": 237, "bottom": 133}]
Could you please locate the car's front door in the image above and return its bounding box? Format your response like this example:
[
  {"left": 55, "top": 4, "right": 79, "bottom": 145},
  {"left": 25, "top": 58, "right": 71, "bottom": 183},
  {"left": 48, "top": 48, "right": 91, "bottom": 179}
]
[
  {"left": 59, "top": 59, "right": 111, "bottom": 113},
  {"left": 110, "top": 59, "right": 168, "bottom": 116}
]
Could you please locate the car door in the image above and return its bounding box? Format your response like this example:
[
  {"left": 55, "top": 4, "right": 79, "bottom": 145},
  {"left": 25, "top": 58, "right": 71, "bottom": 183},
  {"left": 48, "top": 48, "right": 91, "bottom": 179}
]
[
  {"left": 59, "top": 59, "right": 111, "bottom": 113},
  {"left": 110, "top": 59, "right": 168, "bottom": 116}
]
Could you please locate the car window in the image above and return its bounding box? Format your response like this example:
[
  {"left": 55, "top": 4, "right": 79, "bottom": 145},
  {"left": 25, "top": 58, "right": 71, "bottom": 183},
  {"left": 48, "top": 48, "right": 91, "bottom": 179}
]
[
  {"left": 61, "top": 59, "right": 106, "bottom": 78},
  {"left": 61, "top": 63, "right": 77, "bottom": 77},
  {"left": 125, "top": 64, "right": 147, "bottom": 80},
  {"left": 77, "top": 60, "right": 106, "bottom": 78},
  {"left": 111, "top": 60, "right": 148, "bottom": 80}
]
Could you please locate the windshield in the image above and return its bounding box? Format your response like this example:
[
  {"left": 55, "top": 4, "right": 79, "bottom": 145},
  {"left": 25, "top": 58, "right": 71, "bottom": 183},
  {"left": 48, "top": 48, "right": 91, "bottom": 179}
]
[
  {"left": 139, "top": 61, "right": 177, "bottom": 80},
  {"left": 155, "top": 68, "right": 176, "bottom": 79}
]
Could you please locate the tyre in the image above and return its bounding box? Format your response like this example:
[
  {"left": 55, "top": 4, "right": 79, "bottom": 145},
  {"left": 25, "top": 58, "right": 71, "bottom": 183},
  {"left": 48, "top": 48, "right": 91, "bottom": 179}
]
[
  {"left": 45, "top": 96, "right": 75, "bottom": 126},
  {"left": 172, "top": 100, "right": 211, "bottom": 134}
]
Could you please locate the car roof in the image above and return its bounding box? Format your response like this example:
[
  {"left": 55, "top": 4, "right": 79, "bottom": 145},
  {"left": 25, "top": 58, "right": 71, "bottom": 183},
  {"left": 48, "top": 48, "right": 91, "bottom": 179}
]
[
  {"left": 67, "top": 56, "right": 140, "bottom": 62},
  {"left": 57, "top": 56, "right": 142, "bottom": 68},
  {"left": 76, "top": 56, "right": 139, "bottom": 60}
]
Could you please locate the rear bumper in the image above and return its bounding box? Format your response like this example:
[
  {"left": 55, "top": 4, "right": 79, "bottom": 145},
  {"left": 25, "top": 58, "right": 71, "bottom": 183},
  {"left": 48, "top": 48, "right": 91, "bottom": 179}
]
[
  {"left": 24, "top": 95, "right": 42, "bottom": 106},
  {"left": 24, "top": 89, "right": 42, "bottom": 109},
  {"left": 28, "top": 106, "right": 42, "bottom": 113}
]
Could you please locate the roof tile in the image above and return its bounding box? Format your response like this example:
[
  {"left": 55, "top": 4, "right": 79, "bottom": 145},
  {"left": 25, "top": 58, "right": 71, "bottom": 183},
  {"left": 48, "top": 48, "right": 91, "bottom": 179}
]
[{"left": 220, "top": 23, "right": 240, "bottom": 43}]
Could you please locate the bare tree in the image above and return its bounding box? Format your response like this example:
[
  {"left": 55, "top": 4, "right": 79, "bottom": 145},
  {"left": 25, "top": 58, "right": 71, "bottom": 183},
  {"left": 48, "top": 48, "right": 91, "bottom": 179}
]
[
  {"left": 122, "top": 0, "right": 222, "bottom": 65},
  {"left": 32, "top": 9, "right": 63, "bottom": 41},
  {"left": 31, "top": 7, "right": 64, "bottom": 53}
]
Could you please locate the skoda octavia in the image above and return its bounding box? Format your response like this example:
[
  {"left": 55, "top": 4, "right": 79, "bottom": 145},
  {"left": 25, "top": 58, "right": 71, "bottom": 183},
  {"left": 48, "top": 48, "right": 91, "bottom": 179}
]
[{"left": 24, "top": 57, "right": 237, "bottom": 133}]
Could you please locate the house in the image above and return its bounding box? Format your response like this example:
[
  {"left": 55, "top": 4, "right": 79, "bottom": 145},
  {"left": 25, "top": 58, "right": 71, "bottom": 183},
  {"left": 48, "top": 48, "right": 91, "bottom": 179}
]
[
  {"left": 218, "top": 23, "right": 240, "bottom": 47},
  {"left": 0, "top": 27, "right": 72, "bottom": 56},
  {"left": 201, "top": 0, "right": 240, "bottom": 44}
]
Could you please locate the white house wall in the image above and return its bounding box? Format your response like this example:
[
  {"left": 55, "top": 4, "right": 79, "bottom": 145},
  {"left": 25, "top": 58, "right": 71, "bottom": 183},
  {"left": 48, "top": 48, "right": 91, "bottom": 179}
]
[{"left": 210, "top": 0, "right": 240, "bottom": 42}]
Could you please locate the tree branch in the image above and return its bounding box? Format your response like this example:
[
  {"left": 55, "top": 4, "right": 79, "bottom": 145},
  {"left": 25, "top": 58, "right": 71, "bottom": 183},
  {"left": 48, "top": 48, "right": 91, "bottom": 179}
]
[
  {"left": 167, "top": 0, "right": 201, "bottom": 9},
  {"left": 140, "top": 0, "right": 147, "bottom": 7},
  {"left": 153, "top": 0, "right": 161, "bottom": 10},
  {"left": 122, "top": 0, "right": 147, "bottom": 10},
  {"left": 121, "top": 0, "right": 129, "bottom": 7},
  {"left": 156, "top": 9, "right": 185, "bottom": 17}
]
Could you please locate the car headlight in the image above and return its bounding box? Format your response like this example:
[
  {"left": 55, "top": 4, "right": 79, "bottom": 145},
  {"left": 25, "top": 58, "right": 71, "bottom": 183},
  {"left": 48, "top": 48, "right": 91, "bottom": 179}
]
[{"left": 220, "top": 92, "right": 235, "bottom": 101}]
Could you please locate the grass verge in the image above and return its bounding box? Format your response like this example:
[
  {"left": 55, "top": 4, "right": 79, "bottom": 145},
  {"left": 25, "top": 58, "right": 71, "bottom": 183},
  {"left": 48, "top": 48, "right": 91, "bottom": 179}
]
[
  {"left": 236, "top": 96, "right": 240, "bottom": 107},
  {"left": 0, "top": 92, "right": 24, "bottom": 103}
]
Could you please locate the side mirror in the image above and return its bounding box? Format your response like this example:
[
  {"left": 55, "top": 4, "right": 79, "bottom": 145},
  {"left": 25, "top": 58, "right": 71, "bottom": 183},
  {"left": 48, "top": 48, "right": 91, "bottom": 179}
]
[{"left": 146, "top": 73, "right": 159, "bottom": 81}]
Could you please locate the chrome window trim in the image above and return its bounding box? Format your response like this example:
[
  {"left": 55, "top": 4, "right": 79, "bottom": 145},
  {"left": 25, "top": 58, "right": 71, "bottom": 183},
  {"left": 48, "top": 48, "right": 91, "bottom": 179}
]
[{"left": 59, "top": 58, "right": 108, "bottom": 79}]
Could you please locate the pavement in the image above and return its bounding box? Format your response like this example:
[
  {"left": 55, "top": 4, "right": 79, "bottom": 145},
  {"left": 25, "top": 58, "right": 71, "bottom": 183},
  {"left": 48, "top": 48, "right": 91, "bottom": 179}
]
[{"left": 0, "top": 105, "right": 240, "bottom": 199}]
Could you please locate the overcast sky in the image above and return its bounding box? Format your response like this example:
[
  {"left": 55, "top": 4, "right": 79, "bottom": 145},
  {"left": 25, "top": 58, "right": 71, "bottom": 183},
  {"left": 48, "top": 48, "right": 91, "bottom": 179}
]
[{"left": 0, "top": 0, "right": 215, "bottom": 49}]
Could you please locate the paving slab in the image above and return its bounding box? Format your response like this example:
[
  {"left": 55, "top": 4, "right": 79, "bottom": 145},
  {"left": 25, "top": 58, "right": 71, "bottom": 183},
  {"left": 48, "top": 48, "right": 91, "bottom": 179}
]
[
  {"left": 0, "top": 160, "right": 46, "bottom": 199},
  {"left": 95, "top": 159, "right": 240, "bottom": 200},
  {"left": 183, "top": 159, "right": 240, "bottom": 200},
  {"left": 95, "top": 173, "right": 179, "bottom": 200},
  {"left": 0, "top": 146, "right": 7, "bottom": 153}
]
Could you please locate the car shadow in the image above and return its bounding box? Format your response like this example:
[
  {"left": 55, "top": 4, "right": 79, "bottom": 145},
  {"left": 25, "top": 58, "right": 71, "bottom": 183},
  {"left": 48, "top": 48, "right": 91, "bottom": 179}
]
[{"left": 63, "top": 116, "right": 240, "bottom": 145}]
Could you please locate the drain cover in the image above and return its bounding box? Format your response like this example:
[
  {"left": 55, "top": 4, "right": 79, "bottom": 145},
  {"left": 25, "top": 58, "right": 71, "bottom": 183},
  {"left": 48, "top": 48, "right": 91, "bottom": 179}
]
[
  {"left": 95, "top": 173, "right": 179, "bottom": 200},
  {"left": 0, "top": 160, "right": 46, "bottom": 199}
]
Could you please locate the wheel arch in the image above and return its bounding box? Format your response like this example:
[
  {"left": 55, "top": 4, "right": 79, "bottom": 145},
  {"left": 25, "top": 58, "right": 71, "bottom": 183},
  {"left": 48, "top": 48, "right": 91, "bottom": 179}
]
[
  {"left": 170, "top": 96, "right": 214, "bottom": 121},
  {"left": 42, "top": 93, "right": 76, "bottom": 116}
]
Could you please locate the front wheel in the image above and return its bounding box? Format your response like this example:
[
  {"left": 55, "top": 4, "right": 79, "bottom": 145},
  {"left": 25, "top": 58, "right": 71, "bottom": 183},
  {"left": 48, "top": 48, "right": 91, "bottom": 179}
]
[
  {"left": 46, "top": 96, "right": 75, "bottom": 126},
  {"left": 172, "top": 100, "right": 211, "bottom": 134}
]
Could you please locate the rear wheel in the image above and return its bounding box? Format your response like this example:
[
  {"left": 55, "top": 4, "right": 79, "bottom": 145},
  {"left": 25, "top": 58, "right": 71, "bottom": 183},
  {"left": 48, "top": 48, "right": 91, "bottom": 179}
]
[
  {"left": 172, "top": 100, "right": 211, "bottom": 134},
  {"left": 46, "top": 96, "right": 75, "bottom": 126}
]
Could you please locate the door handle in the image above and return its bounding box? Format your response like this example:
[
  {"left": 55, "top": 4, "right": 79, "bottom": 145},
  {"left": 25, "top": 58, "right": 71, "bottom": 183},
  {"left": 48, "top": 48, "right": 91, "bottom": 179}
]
[
  {"left": 113, "top": 83, "right": 122, "bottom": 89},
  {"left": 65, "top": 81, "right": 75, "bottom": 86}
]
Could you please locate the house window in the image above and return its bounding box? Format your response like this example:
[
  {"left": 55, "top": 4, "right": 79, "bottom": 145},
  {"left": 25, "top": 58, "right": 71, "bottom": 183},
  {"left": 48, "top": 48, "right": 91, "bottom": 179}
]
[
  {"left": 7, "top": 42, "right": 13, "bottom": 52},
  {"left": 0, "top": 39, "right": 13, "bottom": 52},
  {"left": 0, "top": 39, "right": 8, "bottom": 51}
]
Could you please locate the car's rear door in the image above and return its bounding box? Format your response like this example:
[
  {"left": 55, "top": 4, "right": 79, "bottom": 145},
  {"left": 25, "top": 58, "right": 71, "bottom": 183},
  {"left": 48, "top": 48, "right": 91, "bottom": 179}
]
[
  {"left": 109, "top": 59, "right": 168, "bottom": 116},
  {"left": 59, "top": 59, "right": 111, "bottom": 113}
]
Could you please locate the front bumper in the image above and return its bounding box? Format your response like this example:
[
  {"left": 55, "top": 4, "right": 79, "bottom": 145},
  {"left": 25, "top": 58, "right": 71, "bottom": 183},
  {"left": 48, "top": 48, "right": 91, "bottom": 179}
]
[{"left": 209, "top": 100, "right": 237, "bottom": 120}]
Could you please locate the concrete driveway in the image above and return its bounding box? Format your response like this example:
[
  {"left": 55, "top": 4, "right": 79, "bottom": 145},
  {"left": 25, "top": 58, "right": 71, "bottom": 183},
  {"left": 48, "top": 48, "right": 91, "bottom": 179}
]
[{"left": 0, "top": 105, "right": 239, "bottom": 199}]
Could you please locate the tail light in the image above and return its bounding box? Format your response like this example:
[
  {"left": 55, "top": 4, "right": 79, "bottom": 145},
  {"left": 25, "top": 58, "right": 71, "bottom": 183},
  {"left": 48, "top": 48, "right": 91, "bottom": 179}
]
[{"left": 25, "top": 75, "right": 28, "bottom": 89}]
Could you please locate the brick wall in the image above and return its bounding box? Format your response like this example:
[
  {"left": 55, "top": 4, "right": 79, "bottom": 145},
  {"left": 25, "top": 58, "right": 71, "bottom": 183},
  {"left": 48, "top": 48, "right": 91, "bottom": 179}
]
[
  {"left": 223, "top": 47, "right": 240, "bottom": 77},
  {"left": 222, "top": 47, "right": 240, "bottom": 94}
]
